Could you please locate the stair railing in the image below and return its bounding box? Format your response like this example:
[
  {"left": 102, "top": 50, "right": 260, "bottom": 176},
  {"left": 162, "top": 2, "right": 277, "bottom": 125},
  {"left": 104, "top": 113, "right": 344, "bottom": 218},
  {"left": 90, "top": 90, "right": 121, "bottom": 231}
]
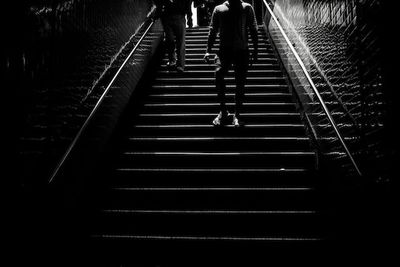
[
  {"left": 261, "top": 0, "right": 362, "bottom": 176},
  {"left": 49, "top": 6, "right": 158, "bottom": 184}
]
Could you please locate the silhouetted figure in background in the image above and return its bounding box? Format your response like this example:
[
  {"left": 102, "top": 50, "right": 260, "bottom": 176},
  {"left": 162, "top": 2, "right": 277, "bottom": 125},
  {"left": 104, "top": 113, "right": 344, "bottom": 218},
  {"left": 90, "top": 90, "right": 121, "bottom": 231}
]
[
  {"left": 155, "top": 0, "right": 193, "bottom": 72},
  {"left": 204, "top": 0, "right": 258, "bottom": 126},
  {"left": 194, "top": 0, "right": 223, "bottom": 26}
]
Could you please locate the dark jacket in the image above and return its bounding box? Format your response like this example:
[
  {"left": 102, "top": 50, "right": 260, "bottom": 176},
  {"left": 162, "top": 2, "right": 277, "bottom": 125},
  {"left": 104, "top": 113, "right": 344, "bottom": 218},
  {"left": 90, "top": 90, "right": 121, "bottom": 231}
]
[
  {"left": 206, "top": 0, "right": 258, "bottom": 52},
  {"left": 155, "top": 0, "right": 192, "bottom": 17}
]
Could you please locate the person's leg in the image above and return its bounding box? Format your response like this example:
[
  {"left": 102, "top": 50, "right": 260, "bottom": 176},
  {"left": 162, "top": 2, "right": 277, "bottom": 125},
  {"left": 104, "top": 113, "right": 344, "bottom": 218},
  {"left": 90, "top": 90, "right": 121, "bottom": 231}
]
[
  {"left": 213, "top": 50, "right": 231, "bottom": 125},
  {"left": 233, "top": 49, "right": 249, "bottom": 125},
  {"left": 162, "top": 17, "right": 176, "bottom": 66},
  {"left": 174, "top": 15, "right": 186, "bottom": 71}
]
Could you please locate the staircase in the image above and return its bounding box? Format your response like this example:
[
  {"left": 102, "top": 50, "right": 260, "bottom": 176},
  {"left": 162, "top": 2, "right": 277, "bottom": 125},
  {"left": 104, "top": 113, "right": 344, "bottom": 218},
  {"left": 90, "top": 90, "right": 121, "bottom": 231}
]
[{"left": 89, "top": 26, "right": 326, "bottom": 265}]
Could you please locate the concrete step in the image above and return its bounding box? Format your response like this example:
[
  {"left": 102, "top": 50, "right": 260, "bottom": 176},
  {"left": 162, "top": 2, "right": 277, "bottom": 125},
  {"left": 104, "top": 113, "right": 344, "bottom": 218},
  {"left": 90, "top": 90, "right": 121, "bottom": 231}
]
[{"left": 117, "top": 151, "right": 316, "bottom": 169}]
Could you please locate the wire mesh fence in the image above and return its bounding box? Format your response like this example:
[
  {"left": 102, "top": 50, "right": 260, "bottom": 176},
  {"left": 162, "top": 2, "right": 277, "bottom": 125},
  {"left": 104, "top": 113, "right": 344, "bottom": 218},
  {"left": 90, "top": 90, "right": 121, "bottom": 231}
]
[
  {"left": 263, "top": 0, "right": 386, "bottom": 179},
  {"left": 8, "top": 0, "right": 157, "bottom": 186}
]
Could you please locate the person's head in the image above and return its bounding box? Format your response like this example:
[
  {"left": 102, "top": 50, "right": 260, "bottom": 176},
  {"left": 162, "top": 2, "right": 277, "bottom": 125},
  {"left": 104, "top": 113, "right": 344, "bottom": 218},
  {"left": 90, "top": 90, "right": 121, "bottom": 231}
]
[{"left": 228, "top": 0, "right": 242, "bottom": 7}]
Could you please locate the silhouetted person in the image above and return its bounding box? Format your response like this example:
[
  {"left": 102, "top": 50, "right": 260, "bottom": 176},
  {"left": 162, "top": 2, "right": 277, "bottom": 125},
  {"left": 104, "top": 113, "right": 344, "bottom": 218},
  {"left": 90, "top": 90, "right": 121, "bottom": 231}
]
[
  {"left": 155, "top": 0, "right": 193, "bottom": 72},
  {"left": 194, "top": 0, "right": 222, "bottom": 26},
  {"left": 204, "top": 0, "right": 258, "bottom": 126}
]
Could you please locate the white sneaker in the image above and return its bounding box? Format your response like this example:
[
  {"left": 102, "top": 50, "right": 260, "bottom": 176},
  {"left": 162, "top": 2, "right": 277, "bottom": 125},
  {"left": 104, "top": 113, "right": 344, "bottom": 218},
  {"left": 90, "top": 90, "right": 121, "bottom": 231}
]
[
  {"left": 232, "top": 114, "right": 242, "bottom": 127},
  {"left": 213, "top": 111, "right": 229, "bottom": 126}
]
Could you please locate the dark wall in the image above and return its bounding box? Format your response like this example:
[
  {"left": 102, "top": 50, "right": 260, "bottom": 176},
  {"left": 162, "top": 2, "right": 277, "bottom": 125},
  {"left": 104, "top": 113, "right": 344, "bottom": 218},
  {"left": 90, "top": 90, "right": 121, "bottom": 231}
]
[
  {"left": 6, "top": 0, "right": 154, "bottom": 188},
  {"left": 378, "top": 1, "right": 398, "bottom": 184}
]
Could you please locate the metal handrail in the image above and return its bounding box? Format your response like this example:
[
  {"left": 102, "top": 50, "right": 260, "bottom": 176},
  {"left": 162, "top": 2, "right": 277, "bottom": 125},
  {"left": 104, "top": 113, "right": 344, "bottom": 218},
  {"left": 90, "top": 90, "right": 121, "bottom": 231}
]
[
  {"left": 49, "top": 13, "right": 156, "bottom": 184},
  {"left": 262, "top": 0, "right": 362, "bottom": 176}
]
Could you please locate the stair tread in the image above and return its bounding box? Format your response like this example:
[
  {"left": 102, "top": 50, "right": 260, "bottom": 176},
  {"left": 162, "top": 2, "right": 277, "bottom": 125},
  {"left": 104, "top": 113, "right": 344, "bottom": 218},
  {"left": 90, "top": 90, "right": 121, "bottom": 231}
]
[
  {"left": 101, "top": 209, "right": 316, "bottom": 214},
  {"left": 139, "top": 112, "right": 300, "bottom": 116},
  {"left": 170, "top": 63, "right": 278, "bottom": 67},
  {"left": 155, "top": 76, "right": 285, "bottom": 81},
  {"left": 116, "top": 167, "right": 309, "bottom": 172},
  {"left": 93, "top": 210, "right": 322, "bottom": 237},
  {"left": 144, "top": 103, "right": 295, "bottom": 107},
  {"left": 128, "top": 137, "right": 309, "bottom": 140},
  {"left": 148, "top": 93, "right": 291, "bottom": 97},
  {"left": 123, "top": 151, "right": 315, "bottom": 155},
  {"left": 93, "top": 235, "right": 320, "bottom": 242},
  {"left": 157, "top": 70, "right": 281, "bottom": 74},
  {"left": 134, "top": 124, "right": 304, "bottom": 127},
  {"left": 111, "top": 187, "right": 314, "bottom": 191},
  {"left": 151, "top": 87, "right": 289, "bottom": 93}
]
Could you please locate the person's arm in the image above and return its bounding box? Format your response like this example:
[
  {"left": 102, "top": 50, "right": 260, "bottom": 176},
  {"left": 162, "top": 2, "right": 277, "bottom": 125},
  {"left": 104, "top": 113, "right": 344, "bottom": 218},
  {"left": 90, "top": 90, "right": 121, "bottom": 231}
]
[
  {"left": 247, "top": 5, "right": 258, "bottom": 63},
  {"left": 187, "top": 0, "right": 193, "bottom": 27},
  {"left": 204, "top": 6, "right": 219, "bottom": 62}
]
